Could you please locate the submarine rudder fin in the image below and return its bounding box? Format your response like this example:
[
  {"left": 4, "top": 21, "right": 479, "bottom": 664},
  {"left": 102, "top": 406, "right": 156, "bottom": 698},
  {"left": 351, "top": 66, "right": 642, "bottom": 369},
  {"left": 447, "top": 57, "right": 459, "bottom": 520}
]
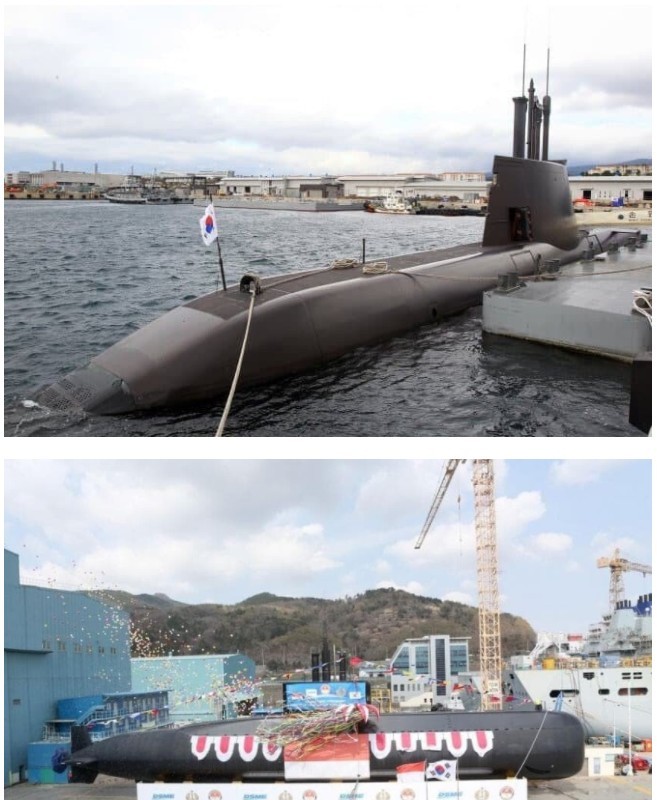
[{"left": 67, "top": 724, "right": 99, "bottom": 783}]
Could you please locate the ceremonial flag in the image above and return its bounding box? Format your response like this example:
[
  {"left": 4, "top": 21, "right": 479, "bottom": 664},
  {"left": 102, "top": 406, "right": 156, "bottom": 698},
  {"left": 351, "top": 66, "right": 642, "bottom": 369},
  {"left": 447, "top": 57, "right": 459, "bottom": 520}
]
[
  {"left": 284, "top": 733, "right": 370, "bottom": 780},
  {"left": 199, "top": 203, "right": 218, "bottom": 245},
  {"left": 396, "top": 762, "right": 426, "bottom": 782},
  {"left": 426, "top": 760, "right": 458, "bottom": 781}
]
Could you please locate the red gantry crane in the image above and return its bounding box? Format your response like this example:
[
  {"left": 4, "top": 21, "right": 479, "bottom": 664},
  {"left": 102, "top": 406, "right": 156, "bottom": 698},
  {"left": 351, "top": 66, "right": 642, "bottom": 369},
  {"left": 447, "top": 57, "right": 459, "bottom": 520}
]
[
  {"left": 596, "top": 548, "right": 652, "bottom": 613},
  {"left": 415, "top": 459, "right": 502, "bottom": 711}
]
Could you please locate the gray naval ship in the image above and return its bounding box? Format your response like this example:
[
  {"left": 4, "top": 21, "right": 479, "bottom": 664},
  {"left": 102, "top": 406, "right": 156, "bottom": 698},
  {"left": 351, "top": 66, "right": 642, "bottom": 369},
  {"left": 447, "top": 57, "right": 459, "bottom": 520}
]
[{"left": 35, "top": 79, "right": 644, "bottom": 416}]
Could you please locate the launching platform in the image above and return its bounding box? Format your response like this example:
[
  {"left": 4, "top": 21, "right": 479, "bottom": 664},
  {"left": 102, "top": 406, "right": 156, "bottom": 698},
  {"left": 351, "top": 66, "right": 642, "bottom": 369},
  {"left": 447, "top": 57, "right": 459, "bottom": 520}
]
[{"left": 482, "top": 233, "right": 652, "bottom": 361}]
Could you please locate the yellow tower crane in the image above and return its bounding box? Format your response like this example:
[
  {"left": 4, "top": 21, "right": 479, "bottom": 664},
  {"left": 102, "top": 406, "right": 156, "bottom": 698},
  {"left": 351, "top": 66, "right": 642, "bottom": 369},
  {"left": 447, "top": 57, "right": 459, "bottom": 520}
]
[
  {"left": 596, "top": 548, "right": 652, "bottom": 613},
  {"left": 415, "top": 459, "right": 502, "bottom": 711}
]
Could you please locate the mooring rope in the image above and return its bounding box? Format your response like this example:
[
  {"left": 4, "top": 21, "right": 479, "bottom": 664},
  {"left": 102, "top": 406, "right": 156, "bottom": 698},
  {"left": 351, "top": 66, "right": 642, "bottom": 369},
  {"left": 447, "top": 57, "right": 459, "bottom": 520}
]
[
  {"left": 514, "top": 708, "right": 550, "bottom": 778},
  {"left": 215, "top": 286, "right": 257, "bottom": 437},
  {"left": 362, "top": 261, "right": 390, "bottom": 274},
  {"left": 632, "top": 288, "right": 652, "bottom": 327}
]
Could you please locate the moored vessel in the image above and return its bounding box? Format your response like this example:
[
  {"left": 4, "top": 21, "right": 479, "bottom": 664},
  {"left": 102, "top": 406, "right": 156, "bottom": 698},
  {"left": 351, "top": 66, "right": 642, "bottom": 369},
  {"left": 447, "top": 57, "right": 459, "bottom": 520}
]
[{"left": 503, "top": 593, "right": 652, "bottom": 741}]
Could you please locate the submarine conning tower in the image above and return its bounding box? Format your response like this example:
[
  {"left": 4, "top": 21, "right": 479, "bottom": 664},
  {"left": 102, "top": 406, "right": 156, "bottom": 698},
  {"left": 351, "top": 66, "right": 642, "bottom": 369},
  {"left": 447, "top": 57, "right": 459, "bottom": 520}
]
[{"left": 483, "top": 74, "right": 579, "bottom": 252}]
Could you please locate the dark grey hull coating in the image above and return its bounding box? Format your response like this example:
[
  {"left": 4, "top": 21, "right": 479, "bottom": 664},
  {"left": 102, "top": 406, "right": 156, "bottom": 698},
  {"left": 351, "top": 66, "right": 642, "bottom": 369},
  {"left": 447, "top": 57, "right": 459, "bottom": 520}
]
[
  {"left": 68, "top": 710, "right": 585, "bottom": 783},
  {"left": 34, "top": 151, "right": 640, "bottom": 415}
]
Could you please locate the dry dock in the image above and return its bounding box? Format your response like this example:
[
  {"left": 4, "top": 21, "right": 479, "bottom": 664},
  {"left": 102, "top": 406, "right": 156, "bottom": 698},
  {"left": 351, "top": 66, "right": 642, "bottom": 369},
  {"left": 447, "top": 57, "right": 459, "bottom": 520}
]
[{"left": 3, "top": 774, "right": 653, "bottom": 800}]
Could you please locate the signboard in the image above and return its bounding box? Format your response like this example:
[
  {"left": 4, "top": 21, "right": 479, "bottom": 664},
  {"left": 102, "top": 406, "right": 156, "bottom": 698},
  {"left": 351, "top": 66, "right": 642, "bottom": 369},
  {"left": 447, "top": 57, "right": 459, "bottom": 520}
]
[
  {"left": 137, "top": 779, "right": 528, "bottom": 800},
  {"left": 282, "top": 681, "right": 370, "bottom": 711}
]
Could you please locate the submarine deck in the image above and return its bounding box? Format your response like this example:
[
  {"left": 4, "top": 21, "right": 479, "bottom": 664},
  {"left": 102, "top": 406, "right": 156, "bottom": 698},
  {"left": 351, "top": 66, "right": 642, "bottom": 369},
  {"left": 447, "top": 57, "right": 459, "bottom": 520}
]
[
  {"left": 4, "top": 773, "right": 651, "bottom": 800},
  {"left": 482, "top": 233, "right": 652, "bottom": 361},
  {"left": 187, "top": 241, "right": 485, "bottom": 319}
]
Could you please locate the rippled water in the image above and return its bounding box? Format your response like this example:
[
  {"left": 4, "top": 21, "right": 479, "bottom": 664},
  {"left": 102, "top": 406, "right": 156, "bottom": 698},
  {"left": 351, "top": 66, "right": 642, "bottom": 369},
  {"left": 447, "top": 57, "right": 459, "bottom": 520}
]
[{"left": 4, "top": 201, "right": 641, "bottom": 437}]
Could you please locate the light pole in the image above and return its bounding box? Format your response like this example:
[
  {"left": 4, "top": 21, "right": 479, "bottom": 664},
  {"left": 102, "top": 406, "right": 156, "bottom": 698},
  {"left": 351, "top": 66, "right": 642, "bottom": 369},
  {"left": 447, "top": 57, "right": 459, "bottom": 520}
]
[{"left": 626, "top": 672, "right": 633, "bottom": 776}]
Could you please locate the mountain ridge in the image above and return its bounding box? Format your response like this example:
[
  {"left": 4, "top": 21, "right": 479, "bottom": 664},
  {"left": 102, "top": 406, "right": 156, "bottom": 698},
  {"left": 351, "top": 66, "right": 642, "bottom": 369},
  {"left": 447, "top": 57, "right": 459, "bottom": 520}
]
[{"left": 89, "top": 587, "right": 536, "bottom": 670}]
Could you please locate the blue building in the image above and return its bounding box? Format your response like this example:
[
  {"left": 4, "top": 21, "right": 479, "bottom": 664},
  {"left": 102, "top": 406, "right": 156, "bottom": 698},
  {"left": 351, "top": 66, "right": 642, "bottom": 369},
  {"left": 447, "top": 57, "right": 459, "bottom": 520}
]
[
  {"left": 28, "top": 689, "right": 170, "bottom": 784},
  {"left": 4, "top": 549, "right": 132, "bottom": 785},
  {"left": 132, "top": 653, "right": 258, "bottom": 723}
]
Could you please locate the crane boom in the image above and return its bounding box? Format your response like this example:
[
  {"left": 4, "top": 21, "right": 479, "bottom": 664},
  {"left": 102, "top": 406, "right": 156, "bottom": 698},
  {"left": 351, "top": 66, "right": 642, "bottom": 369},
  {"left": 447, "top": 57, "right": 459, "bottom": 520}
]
[
  {"left": 414, "top": 460, "right": 463, "bottom": 549},
  {"left": 597, "top": 548, "right": 652, "bottom": 612},
  {"left": 415, "top": 459, "right": 502, "bottom": 711}
]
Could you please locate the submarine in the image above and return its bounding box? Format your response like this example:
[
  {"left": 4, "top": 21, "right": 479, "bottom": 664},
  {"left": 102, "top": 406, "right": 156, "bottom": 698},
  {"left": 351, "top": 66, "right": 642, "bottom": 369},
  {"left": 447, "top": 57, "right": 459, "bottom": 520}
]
[
  {"left": 35, "top": 78, "right": 643, "bottom": 416},
  {"left": 68, "top": 708, "right": 585, "bottom": 783}
]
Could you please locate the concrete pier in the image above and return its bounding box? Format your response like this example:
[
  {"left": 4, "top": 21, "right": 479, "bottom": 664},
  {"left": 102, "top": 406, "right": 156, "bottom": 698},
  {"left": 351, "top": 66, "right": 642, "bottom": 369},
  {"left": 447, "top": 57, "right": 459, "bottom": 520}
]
[{"left": 482, "top": 232, "right": 652, "bottom": 361}]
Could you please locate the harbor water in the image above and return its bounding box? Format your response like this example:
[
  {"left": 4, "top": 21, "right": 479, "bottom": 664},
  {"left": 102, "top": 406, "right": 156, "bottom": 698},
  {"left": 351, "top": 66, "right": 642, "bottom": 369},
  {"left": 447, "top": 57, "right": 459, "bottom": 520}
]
[{"left": 4, "top": 201, "right": 643, "bottom": 437}]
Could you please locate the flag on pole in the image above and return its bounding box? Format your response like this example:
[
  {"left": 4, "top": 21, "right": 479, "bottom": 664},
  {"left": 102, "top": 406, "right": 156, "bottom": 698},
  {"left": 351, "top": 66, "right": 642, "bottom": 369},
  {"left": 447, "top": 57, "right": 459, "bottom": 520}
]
[
  {"left": 396, "top": 762, "right": 426, "bottom": 782},
  {"left": 199, "top": 203, "right": 218, "bottom": 245},
  {"left": 426, "top": 760, "right": 458, "bottom": 781}
]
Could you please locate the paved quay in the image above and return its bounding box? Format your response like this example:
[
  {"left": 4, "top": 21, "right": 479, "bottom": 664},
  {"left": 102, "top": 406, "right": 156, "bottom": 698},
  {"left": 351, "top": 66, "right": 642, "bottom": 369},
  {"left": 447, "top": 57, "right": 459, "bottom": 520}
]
[{"left": 4, "top": 774, "right": 653, "bottom": 800}]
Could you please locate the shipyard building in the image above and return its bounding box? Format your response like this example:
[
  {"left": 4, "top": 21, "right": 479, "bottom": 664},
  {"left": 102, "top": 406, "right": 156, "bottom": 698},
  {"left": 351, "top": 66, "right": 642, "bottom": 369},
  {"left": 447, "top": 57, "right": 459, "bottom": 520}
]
[
  {"left": 4, "top": 549, "right": 131, "bottom": 784},
  {"left": 132, "top": 653, "right": 258, "bottom": 724},
  {"left": 4, "top": 550, "right": 171, "bottom": 786}
]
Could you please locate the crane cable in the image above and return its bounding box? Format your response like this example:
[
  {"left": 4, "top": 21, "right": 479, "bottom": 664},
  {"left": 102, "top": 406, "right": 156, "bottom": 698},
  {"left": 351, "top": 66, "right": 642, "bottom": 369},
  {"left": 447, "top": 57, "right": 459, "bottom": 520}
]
[{"left": 215, "top": 285, "right": 257, "bottom": 437}]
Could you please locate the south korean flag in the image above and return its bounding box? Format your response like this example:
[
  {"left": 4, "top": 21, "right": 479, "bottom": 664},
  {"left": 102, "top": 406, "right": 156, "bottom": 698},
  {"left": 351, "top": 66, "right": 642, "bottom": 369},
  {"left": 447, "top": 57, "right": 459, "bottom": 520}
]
[{"left": 426, "top": 760, "right": 458, "bottom": 781}]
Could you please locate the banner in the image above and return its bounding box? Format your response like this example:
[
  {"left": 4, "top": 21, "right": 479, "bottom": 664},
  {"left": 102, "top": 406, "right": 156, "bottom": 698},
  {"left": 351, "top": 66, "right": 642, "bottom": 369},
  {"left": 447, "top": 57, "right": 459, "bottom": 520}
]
[{"left": 137, "top": 779, "right": 528, "bottom": 800}]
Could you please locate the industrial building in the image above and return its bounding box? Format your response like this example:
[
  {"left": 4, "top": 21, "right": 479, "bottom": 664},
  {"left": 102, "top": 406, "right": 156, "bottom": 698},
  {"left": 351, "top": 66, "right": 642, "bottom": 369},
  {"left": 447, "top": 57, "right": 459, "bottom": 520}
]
[
  {"left": 388, "top": 634, "right": 470, "bottom": 709},
  {"left": 4, "top": 549, "right": 132, "bottom": 785},
  {"left": 5, "top": 165, "right": 651, "bottom": 207},
  {"left": 567, "top": 175, "right": 652, "bottom": 205},
  {"left": 131, "top": 653, "right": 259, "bottom": 724}
]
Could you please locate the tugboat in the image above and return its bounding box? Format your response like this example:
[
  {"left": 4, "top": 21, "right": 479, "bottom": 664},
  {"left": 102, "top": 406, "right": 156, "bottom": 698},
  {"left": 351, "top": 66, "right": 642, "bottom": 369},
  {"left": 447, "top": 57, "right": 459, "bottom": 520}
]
[{"left": 364, "top": 191, "right": 416, "bottom": 214}]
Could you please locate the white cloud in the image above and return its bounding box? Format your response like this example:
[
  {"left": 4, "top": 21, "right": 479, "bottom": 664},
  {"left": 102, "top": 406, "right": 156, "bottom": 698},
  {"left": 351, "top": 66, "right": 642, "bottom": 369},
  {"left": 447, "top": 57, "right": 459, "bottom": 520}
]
[
  {"left": 531, "top": 532, "right": 573, "bottom": 555},
  {"left": 497, "top": 491, "right": 546, "bottom": 536},
  {"left": 3, "top": 3, "right": 652, "bottom": 174},
  {"left": 375, "top": 579, "right": 425, "bottom": 597},
  {"left": 550, "top": 460, "right": 619, "bottom": 485}
]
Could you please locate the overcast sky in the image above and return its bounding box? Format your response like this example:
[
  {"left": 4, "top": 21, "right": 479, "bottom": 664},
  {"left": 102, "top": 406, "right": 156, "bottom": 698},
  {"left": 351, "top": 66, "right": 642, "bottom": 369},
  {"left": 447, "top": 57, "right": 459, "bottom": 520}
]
[
  {"left": 4, "top": 1, "right": 652, "bottom": 176},
  {"left": 4, "top": 459, "right": 652, "bottom": 638}
]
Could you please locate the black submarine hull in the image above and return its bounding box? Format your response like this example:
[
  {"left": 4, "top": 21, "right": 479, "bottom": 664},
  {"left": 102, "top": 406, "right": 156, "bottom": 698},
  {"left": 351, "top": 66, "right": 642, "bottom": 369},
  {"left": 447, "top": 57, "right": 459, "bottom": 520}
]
[{"left": 69, "top": 710, "right": 584, "bottom": 783}]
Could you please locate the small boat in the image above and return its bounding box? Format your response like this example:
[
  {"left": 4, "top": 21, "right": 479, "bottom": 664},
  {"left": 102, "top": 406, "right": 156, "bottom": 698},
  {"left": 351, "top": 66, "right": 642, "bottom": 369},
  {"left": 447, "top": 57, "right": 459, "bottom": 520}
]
[
  {"left": 365, "top": 191, "right": 416, "bottom": 214},
  {"left": 145, "top": 188, "right": 193, "bottom": 205},
  {"left": 104, "top": 188, "right": 147, "bottom": 205}
]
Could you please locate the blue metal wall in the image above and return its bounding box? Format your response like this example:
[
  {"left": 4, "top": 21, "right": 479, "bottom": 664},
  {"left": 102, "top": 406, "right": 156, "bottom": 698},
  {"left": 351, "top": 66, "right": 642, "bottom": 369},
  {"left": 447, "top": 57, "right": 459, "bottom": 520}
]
[
  {"left": 131, "top": 653, "right": 257, "bottom": 722},
  {"left": 4, "top": 550, "right": 132, "bottom": 785}
]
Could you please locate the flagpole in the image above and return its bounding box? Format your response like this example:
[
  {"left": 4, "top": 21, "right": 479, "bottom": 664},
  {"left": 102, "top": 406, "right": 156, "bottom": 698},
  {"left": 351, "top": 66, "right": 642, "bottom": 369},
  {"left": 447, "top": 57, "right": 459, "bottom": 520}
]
[{"left": 209, "top": 194, "right": 227, "bottom": 291}]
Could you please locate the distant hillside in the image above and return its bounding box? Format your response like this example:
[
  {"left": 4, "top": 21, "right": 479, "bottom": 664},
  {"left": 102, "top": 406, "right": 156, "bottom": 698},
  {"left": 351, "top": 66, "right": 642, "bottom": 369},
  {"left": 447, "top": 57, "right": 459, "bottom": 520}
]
[
  {"left": 568, "top": 158, "right": 651, "bottom": 176},
  {"left": 89, "top": 588, "right": 536, "bottom": 671}
]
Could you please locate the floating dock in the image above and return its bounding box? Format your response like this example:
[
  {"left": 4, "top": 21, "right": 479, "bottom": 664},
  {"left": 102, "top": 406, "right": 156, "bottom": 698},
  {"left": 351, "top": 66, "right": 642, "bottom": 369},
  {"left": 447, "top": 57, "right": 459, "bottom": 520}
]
[{"left": 482, "top": 232, "right": 652, "bottom": 361}]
